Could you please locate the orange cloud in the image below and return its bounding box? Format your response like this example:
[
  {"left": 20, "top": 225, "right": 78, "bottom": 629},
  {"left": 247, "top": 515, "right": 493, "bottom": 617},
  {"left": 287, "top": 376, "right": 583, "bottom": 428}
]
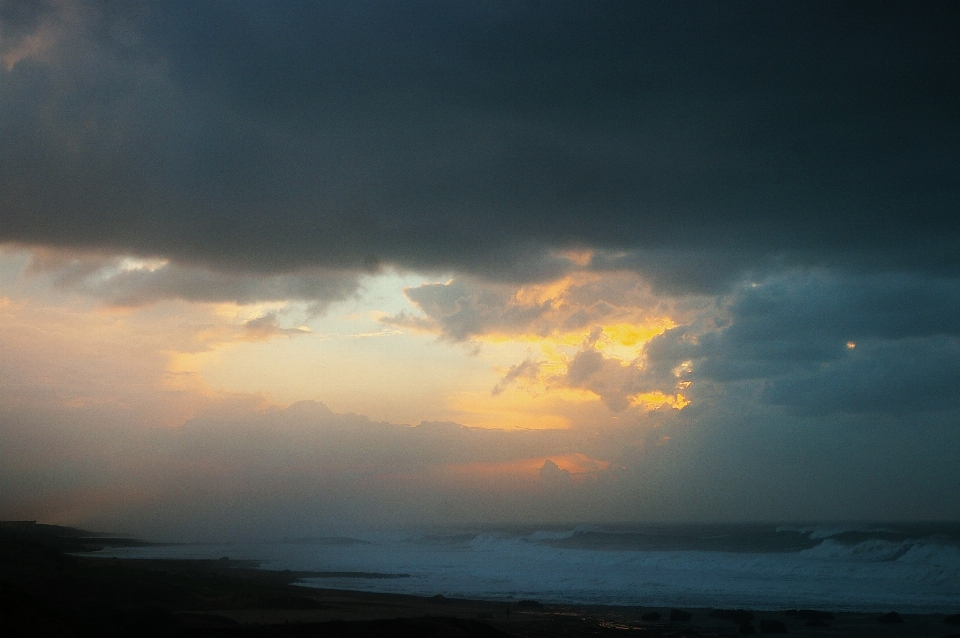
[
  {"left": 390, "top": 271, "right": 693, "bottom": 422},
  {"left": 632, "top": 392, "right": 690, "bottom": 411},
  {"left": 428, "top": 453, "right": 612, "bottom": 489}
]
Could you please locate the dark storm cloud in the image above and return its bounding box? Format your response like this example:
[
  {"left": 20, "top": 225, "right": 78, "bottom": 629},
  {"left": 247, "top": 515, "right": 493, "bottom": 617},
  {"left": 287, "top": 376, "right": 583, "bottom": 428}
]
[
  {"left": 642, "top": 271, "right": 960, "bottom": 416},
  {"left": 699, "top": 272, "right": 960, "bottom": 380},
  {"left": 2, "top": 1, "right": 959, "bottom": 289},
  {"left": 0, "top": 0, "right": 54, "bottom": 39},
  {"left": 761, "top": 337, "right": 960, "bottom": 416}
]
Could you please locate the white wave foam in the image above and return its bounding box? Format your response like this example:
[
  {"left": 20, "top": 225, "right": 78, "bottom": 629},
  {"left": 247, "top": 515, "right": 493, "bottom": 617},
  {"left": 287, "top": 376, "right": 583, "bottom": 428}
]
[
  {"left": 774, "top": 524, "right": 903, "bottom": 540},
  {"left": 91, "top": 526, "right": 960, "bottom": 613},
  {"left": 526, "top": 524, "right": 600, "bottom": 542}
]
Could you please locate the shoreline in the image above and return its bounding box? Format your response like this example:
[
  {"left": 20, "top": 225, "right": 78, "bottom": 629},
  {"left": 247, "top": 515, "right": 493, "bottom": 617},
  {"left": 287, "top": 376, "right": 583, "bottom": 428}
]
[
  {"left": 85, "top": 537, "right": 960, "bottom": 616},
  {"left": 3, "top": 522, "right": 959, "bottom": 637}
]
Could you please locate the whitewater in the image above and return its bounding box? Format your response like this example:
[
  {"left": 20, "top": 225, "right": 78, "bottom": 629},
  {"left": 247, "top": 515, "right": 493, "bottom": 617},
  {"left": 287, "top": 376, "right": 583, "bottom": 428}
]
[{"left": 93, "top": 523, "right": 960, "bottom": 613}]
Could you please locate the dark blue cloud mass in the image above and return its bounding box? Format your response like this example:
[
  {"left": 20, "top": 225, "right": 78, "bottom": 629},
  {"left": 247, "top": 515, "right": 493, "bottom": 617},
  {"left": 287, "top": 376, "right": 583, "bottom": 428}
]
[
  {"left": 641, "top": 271, "right": 960, "bottom": 417},
  {"left": 1, "top": 0, "right": 958, "bottom": 289}
]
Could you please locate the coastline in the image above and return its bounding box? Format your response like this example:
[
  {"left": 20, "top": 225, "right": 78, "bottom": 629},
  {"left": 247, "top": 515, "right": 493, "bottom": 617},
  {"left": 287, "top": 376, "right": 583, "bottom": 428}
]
[{"left": 2, "top": 522, "right": 959, "bottom": 637}]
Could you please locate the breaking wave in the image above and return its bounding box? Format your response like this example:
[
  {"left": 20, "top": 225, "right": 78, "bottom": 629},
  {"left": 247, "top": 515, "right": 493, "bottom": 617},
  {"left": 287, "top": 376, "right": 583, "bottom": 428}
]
[{"left": 93, "top": 522, "right": 960, "bottom": 613}]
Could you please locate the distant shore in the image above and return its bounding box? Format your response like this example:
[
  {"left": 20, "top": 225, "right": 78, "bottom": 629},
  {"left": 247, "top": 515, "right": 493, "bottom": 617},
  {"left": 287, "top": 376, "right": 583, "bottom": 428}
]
[{"left": 2, "top": 521, "right": 959, "bottom": 637}]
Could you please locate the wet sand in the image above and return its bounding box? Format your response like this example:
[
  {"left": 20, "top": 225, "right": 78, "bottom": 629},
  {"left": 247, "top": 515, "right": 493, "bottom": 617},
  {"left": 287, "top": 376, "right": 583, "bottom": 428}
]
[{"left": 2, "top": 522, "right": 959, "bottom": 637}]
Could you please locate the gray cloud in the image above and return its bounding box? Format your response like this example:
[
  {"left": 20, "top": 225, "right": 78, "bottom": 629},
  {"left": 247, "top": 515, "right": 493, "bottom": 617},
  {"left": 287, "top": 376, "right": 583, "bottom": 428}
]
[
  {"left": 23, "top": 251, "right": 361, "bottom": 307},
  {"left": 1, "top": 1, "right": 958, "bottom": 290},
  {"left": 183, "top": 401, "right": 582, "bottom": 473},
  {"left": 641, "top": 271, "right": 960, "bottom": 417},
  {"left": 492, "top": 359, "right": 542, "bottom": 396},
  {"left": 558, "top": 332, "right": 689, "bottom": 413},
  {"left": 761, "top": 337, "right": 960, "bottom": 417},
  {"left": 562, "top": 346, "right": 652, "bottom": 413},
  {"left": 4, "top": 397, "right": 959, "bottom": 540},
  {"left": 384, "top": 273, "right": 676, "bottom": 341},
  {"left": 539, "top": 459, "right": 572, "bottom": 487},
  {"left": 0, "top": 399, "right": 618, "bottom": 539},
  {"left": 241, "top": 312, "right": 309, "bottom": 341},
  {"left": 0, "top": 0, "right": 54, "bottom": 41},
  {"left": 388, "top": 278, "right": 550, "bottom": 341}
]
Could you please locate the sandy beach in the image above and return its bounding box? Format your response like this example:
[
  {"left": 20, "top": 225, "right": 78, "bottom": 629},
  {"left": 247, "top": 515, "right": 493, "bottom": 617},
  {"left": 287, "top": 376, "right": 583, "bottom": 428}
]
[{"left": 2, "top": 522, "right": 959, "bottom": 637}]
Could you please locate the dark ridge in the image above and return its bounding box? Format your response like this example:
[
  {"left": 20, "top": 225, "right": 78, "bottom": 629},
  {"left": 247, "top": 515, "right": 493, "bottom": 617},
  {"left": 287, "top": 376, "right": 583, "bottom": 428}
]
[{"left": 0, "top": 520, "right": 149, "bottom": 553}]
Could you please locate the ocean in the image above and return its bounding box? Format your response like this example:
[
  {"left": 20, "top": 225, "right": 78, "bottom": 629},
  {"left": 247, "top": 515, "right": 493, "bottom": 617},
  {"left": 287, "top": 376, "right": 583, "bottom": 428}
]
[{"left": 93, "top": 523, "right": 960, "bottom": 613}]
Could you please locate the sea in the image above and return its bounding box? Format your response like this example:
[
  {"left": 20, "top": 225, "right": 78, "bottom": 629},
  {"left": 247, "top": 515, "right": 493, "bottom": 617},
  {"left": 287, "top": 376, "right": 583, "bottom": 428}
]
[{"left": 91, "top": 522, "right": 960, "bottom": 613}]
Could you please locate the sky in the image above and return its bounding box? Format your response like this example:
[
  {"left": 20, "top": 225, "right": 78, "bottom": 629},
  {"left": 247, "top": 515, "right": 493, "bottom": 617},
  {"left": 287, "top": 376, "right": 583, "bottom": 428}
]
[{"left": 1, "top": 0, "right": 960, "bottom": 541}]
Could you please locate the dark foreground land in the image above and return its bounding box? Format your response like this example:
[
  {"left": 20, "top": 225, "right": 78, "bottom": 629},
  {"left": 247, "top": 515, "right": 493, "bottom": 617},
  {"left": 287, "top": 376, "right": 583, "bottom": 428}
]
[{"left": 2, "top": 522, "right": 959, "bottom": 638}]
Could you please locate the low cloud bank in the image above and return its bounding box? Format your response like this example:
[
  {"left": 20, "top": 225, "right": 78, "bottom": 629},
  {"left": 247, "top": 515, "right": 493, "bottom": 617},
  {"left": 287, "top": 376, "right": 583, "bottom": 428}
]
[
  {"left": 2, "top": 2, "right": 958, "bottom": 289},
  {"left": 3, "top": 397, "right": 960, "bottom": 542}
]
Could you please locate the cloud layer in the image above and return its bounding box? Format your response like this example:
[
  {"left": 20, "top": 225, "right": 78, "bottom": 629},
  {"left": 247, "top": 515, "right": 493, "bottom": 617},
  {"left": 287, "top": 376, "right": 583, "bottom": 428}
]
[
  {"left": 644, "top": 271, "right": 960, "bottom": 417},
  {"left": 2, "top": 1, "right": 959, "bottom": 289},
  {"left": 23, "top": 249, "right": 361, "bottom": 308},
  {"left": 4, "top": 396, "right": 959, "bottom": 541}
]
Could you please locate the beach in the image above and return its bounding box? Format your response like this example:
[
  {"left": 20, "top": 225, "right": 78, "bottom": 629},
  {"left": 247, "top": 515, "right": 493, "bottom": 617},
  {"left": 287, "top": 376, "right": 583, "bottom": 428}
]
[
  {"left": 81, "top": 523, "right": 960, "bottom": 614},
  {"left": 3, "top": 522, "right": 960, "bottom": 637}
]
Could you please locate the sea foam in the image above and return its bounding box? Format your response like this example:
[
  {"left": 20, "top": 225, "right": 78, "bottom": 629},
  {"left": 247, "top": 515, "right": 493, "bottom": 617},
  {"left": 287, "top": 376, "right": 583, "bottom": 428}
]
[{"left": 92, "top": 522, "right": 960, "bottom": 613}]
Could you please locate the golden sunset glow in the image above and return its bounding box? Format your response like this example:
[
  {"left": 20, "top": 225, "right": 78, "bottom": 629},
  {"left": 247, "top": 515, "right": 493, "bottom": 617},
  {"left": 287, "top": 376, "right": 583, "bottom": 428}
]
[
  {"left": 449, "top": 387, "right": 599, "bottom": 430},
  {"left": 437, "top": 453, "right": 611, "bottom": 483},
  {"left": 632, "top": 392, "right": 690, "bottom": 411},
  {"left": 0, "top": 247, "right": 690, "bottom": 440}
]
